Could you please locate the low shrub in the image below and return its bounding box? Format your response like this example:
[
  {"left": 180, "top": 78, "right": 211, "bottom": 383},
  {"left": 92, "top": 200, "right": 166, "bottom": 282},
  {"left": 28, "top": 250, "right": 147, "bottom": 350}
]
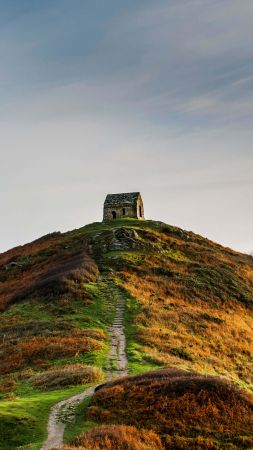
[
  {"left": 57, "top": 425, "right": 164, "bottom": 449},
  {"left": 31, "top": 364, "right": 104, "bottom": 390},
  {"left": 89, "top": 368, "right": 253, "bottom": 449}
]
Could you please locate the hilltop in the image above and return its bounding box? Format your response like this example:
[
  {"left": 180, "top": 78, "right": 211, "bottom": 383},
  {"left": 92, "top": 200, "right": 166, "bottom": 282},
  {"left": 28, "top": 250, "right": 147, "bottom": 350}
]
[{"left": 0, "top": 218, "right": 252, "bottom": 449}]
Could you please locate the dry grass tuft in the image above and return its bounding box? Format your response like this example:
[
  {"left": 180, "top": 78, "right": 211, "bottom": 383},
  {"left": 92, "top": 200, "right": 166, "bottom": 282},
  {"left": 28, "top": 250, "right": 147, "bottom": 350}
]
[{"left": 31, "top": 364, "right": 104, "bottom": 390}]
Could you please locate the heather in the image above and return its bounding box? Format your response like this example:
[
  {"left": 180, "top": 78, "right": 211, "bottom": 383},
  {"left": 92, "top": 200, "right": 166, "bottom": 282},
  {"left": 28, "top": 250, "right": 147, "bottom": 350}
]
[
  {"left": 58, "top": 425, "right": 163, "bottom": 450},
  {"left": 88, "top": 368, "right": 253, "bottom": 449}
]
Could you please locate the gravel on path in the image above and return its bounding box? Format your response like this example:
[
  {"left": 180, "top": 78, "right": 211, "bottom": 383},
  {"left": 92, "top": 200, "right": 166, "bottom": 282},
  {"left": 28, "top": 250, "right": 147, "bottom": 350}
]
[{"left": 41, "top": 286, "right": 128, "bottom": 450}]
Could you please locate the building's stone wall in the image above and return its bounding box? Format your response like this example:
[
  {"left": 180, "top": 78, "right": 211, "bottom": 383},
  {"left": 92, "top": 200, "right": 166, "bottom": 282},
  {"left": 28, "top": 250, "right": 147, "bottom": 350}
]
[
  {"left": 103, "top": 192, "right": 144, "bottom": 221},
  {"left": 136, "top": 196, "right": 144, "bottom": 219},
  {"left": 103, "top": 205, "right": 136, "bottom": 221}
]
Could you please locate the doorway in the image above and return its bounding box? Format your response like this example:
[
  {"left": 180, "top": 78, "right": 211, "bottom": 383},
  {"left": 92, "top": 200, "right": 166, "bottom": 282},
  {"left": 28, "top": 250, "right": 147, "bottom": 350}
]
[
  {"left": 112, "top": 211, "right": 117, "bottom": 219},
  {"left": 139, "top": 206, "right": 142, "bottom": 217}
]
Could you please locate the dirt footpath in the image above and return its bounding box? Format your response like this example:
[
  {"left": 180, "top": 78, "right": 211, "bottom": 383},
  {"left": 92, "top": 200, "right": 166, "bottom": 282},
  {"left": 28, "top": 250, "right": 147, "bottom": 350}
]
[{"left": 41, "top": 287, "right": 128, "bottom": 450}]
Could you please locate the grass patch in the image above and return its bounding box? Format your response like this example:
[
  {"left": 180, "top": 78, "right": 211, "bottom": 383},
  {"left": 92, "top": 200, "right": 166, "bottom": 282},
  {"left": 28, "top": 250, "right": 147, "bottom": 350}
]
[
  {"left": 84, "top": 282, "right": 117, "bottom": 330},
  {"left": 0, "top": 298, "right": 52, "bottom": 323},
  {"left": 104, "top": 250, "right": 144, "bottom": 263},
  {"left": 164, "top": 248, "right": 190, "bottom": 262},
  {"left": 31, "top": 365, "right": 104, "bottom": 391},
  {"left": 0, "top": 385, "right": 91, "bottom": 450},
  {"left": 123, "top": 289, "right": 163, "bottom": 375}
]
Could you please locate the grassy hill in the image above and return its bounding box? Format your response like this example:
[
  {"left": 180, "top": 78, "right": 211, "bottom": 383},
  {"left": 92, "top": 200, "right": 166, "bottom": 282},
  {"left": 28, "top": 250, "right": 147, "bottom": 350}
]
[{"left": 0, "top": 218, "right": 252, "bottom": 449}]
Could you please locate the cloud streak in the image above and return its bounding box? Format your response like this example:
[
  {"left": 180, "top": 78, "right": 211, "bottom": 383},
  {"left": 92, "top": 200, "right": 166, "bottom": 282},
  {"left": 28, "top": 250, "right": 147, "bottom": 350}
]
[{"left": 0, "top": 0, "right": 252, "bottom": 253}]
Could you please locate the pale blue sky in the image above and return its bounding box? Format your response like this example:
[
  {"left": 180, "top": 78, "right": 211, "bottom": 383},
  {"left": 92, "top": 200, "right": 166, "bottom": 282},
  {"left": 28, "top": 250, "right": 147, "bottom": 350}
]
[{"left": 0, "top": 0, "right": 252, "bottom": 253}]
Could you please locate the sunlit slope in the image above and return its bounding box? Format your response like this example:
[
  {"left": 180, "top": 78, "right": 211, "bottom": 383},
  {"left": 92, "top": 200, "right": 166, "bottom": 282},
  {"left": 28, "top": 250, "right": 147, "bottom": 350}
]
[
  {"left": 0, "top": 218, "right": 253, "bottom": 388},
  {"left": 104, "top": 220, "right": 253, "bottom": 387}
]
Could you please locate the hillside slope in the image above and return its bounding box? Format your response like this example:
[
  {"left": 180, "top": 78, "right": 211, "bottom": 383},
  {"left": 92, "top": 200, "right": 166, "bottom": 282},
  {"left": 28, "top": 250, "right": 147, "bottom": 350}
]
[{"left": 0, "top": 218, "right": 253, "bottom": 449}]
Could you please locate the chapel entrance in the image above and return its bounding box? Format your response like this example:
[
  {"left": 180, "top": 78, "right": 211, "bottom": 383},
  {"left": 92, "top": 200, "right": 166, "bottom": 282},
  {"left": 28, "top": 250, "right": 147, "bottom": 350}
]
[{"left": 112, "top": 211, "right": 117, "bottom": 219}]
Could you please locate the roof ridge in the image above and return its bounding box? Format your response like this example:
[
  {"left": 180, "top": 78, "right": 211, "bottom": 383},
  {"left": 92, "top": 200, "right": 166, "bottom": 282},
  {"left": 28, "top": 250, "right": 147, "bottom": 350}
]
[{"left": 104, "top": 192, "right": 141, "bottom": 204}]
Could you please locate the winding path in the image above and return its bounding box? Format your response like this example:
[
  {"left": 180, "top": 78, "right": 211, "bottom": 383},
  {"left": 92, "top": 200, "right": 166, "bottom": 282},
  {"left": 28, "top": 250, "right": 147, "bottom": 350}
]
[{"left": 41, "top": 287, "right": 128, "bottom": 450}]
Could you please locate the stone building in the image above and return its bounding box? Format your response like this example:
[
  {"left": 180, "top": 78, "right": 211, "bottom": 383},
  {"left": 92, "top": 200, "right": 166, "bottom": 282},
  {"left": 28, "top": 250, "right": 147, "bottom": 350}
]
[{"left": 103, "top": 192, "right": 144, "bottom": 221}]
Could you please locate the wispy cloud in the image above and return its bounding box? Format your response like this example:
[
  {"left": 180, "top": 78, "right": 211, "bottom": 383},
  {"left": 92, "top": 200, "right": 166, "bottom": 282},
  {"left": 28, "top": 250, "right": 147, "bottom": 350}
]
[{"left": 0, "top": 0, "right": 252, "bottom": 253}]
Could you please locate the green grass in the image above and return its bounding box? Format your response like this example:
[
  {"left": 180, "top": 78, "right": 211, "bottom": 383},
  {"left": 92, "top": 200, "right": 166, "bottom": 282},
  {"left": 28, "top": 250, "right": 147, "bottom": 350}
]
[
  {"left": 0, "top": 298, "right": 53, "bottom": 323},
  {"left": 122, "top": 287, "right": 163, "bottom": 375},
  {"left": 62, "top": 281, "right": 165, "bottom": 445},
  {"left": 65, "top": 219, "right": 164, "bottom": 242},
  {"left": 104, "top": 250, "right": 145, "bottom": 264},
  {"left": 164, "top": 248, "right": 190, "bottom": 262},
  {"left": 1, "top": 280, "right": 118, "bottom": 375},
  {"left": 0, "top": 280, "right": 119, "bottom": 448},
  {"left": 42, "top": 347, "right": 109, "bottom": 375},
  {"left": 84, "top": 282, "right": 117, "bottom": 330},
  {"left": 0, "top": 385, "right": 91, "bottom": 450}
]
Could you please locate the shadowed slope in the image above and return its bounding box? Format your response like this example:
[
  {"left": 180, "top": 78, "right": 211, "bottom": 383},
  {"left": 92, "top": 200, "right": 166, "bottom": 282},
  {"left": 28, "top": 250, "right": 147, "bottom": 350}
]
[{"left": 0, "top": 234, "right": 98, "bottom": 311}]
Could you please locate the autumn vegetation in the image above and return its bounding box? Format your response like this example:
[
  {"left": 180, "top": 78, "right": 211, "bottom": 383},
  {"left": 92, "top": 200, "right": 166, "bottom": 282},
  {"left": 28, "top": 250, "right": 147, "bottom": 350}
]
[
  {"left": 57, "top": 425, "right": 163, "bottom": 450},
  {"left": 0, "top": 232, "right": 98, "bottom": 311},
  {"left": 31, "top": 364, "right": 103, "bottom": 390},
  {"left": 110, "top": 223, "right": 253, "bottom": 386},
  {"left": 0, "top": 218, "right": 252, "bottom": 449},
  {"left": 0, "top": 230, "right": 105, "bottom": 392},
  {"left": 87, "top": 368, "right": 253, "bottom": 449}
]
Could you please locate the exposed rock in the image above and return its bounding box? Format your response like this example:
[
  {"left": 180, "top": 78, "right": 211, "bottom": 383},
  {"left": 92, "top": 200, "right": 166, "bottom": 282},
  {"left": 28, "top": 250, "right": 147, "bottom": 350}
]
[{"left": 4, "top": 262, "right": 23, "bottom": 270}]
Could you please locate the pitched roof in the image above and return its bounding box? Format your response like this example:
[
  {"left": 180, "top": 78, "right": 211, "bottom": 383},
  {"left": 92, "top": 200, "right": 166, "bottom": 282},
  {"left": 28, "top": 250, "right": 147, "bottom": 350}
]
[{"left": 104, "top": 192, "right": 140, "bottom": 206}]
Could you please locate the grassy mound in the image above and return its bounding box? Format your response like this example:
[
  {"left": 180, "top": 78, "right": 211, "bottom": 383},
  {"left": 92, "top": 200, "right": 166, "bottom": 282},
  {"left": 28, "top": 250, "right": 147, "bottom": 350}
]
[
  {"left": 88, "top": 368, "right": 253, "bottom": 449},
  {"left": 31, "top": 364, "right": 104, "bottom": 390},
  {"left": 57, "top": 425, "right": 163, "bottom": 450}
]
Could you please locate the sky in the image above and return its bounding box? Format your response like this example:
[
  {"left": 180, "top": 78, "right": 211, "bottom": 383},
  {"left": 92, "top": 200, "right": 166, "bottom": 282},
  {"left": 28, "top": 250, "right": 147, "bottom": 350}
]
[{"left": 0, "top": 0, "right": 252, "bottom": 254}]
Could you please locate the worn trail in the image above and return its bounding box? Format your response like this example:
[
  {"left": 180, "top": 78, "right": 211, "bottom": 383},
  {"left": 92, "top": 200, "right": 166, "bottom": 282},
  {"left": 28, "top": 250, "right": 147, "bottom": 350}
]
[
  {"left": 41, "top": 286, "right": 128, "bottom": 450},
  {"left": 105, "top": 289, "right": 128, "bottom": 380}
]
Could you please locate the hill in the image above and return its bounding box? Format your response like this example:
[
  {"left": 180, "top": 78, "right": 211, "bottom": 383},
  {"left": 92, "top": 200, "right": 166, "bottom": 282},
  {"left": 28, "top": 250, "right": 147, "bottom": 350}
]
[{"left": 0, "top": 218, "right": 252, "bottom": 449}]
